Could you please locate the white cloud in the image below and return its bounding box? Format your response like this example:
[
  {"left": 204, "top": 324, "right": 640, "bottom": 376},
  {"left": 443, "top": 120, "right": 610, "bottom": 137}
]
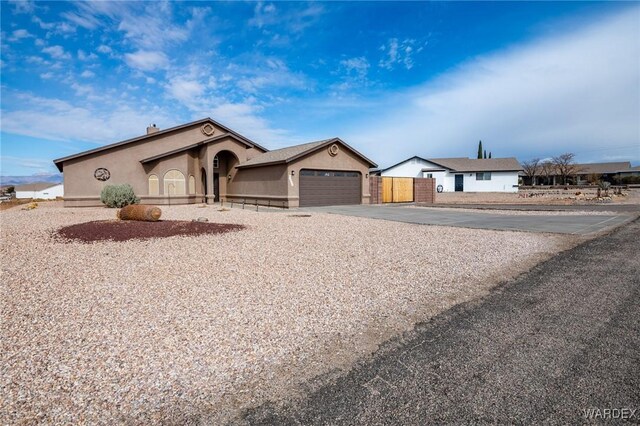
[
  {"left": 124, "top": 50, "right": 169, "bottom": 71},
  {"left": 340, "top": 57, "right": 370, "bottom": 80},
  {"left": 42, "top": 45, "right": 71, "bottom": 60},
  {"left": 26, "top": 55, "right": 48, "bottom": 65},
  {"left": 1, "top": 92, "right": 174, "bottom": 144},
  {"left": 8, "top": 0, "right": 35, "bottom": 14},
  {"left": 77, "top": 50, "right": 98, "bottom": 61},
  {"left": 0, "top": 156, "right": 56, "bottom": 174},
  {"left": 80, "top": 70, "right": 95, "bottom": 78},
  {"left": 74, "top": 2, "right": 188, "bottom": 49},
  {"left": 249, "top": 2, "right": 323, "bottom": 34},
  {"left": 347, "top": 7, "right": 640, "bottom": 165},
  {"left": 379, "top": 38, "right": 419, "bottom": 70},
  {"left": 8, "top": 29, "right": 33, "bottom": 41},
  {"left": 40, "top": 72, "right": 54, "bottom": 80},
  {"left": 61, "top": 11, "right": 100, "bottom": 29},
  {"left": 32, "top": 16, "right": 54, "bottom": 30},
  {"left": 96, "top": 44, "right": 112, "bottom": 54},
  {"left": 165, "top": 77, "right": 204, "bottom": 105}
]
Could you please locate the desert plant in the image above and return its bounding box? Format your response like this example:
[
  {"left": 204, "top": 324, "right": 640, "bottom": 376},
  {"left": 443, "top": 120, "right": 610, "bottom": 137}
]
[{"left": 100, "top": 184, "right": 140, "bottom": 208}]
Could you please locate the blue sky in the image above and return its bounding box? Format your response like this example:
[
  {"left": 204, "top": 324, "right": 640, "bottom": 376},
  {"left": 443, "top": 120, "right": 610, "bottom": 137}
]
[{"left": 1, "top": 1, "right": 639, "bottom": 177}]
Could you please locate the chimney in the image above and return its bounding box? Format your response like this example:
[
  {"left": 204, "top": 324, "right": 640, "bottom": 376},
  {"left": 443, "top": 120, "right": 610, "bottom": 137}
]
[{"left": 146, "top": 123, "right": 159, "bottom": 135}]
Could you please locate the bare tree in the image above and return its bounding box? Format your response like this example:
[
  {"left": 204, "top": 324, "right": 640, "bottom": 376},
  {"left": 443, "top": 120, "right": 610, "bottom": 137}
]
[
  {"left": 552, "top": 153, "right": 580, "bottom": 185},
  {"left": 521, "top": 158, "right": 540, "bottom": 185},
  {"left": 540, "top": 160, "right": 555, "bottom": 185}
]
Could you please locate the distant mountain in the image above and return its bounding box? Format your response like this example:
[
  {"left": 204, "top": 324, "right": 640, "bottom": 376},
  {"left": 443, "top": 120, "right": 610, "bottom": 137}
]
[{"left": 0, "top": 174, "right": 63, "bottom": 186}]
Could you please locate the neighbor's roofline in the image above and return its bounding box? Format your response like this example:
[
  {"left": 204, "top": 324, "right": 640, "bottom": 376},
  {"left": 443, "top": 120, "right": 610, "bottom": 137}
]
[
  {"left": 52, "top": 117, "right": 267, "bottom": 172},
  {"left": 236, "top": 137, "right": 378, "bottom": 169},
  {"left": 378, "top": 156, "right": 432, "bottom": 174}
]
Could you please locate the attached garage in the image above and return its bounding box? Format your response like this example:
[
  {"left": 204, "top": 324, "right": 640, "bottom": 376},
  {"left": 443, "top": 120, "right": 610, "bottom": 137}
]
[
  {"left": 299, "top": 170, "right": 361, "bottom": 207},
  {"left": 235, "top": 137, "right": 377, "bottom": 208}
]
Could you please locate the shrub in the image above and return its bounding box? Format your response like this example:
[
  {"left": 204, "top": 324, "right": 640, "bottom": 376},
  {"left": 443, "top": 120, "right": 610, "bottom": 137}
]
[{"left": 100, "top": 184, "right": 140, "bottom": 208}]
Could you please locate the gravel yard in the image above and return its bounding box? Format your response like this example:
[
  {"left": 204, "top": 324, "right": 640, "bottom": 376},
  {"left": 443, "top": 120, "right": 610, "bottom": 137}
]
[{"left": 1, "top": 202, "right": 576, "bottom": 424}]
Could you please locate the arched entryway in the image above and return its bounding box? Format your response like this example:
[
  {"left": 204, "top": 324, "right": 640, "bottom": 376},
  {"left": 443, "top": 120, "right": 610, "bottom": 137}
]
[{"left": 212, "top": 150, "right": 240, "bottom": 203}]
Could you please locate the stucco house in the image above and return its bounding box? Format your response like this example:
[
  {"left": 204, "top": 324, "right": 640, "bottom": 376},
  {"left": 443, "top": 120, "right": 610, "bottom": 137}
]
[
  {"left": 377, "top": 156, "right": 522, "bottom": 193},
  {"left": 15, "top": 182, "right": 64, "bottom": 200},
  {"left": 53, "top": 118, "right": 377, "bottom": 208}
]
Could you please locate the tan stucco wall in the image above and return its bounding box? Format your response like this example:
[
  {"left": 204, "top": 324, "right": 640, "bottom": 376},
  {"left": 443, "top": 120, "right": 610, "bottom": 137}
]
[
  {"left": 61, "top": 123, "right": 262, "bottom": 206},
  {"left": 60, "top": 122, "right": 374, "bottom": 208},
  {"left": 285, "top": 143, "right": 372, "bottom": 207},
  {"left": 227, "top": 142, "right": 372, "bottom": 208},
  {"left": 227, "top": 164, "right": 288, "bottom": 205}
]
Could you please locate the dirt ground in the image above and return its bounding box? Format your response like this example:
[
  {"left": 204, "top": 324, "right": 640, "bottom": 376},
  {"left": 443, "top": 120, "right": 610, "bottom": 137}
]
[{"left": 436, "top": 187, "right": 639, "bottom": 205}]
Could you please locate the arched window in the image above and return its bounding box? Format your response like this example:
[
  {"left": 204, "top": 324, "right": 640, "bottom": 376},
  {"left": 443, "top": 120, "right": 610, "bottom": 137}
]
[
  {"left": 213, "top": 155, "right": 219, "bottom": 168},
  {"left": 188, "top": 175, "right": 196, "bottom": 195},
  {"left": 163, "top": 170, "right": 185, "bottom": 195},
  {"left": 148, "top": 174, "right": 159, "bottom": 195}
]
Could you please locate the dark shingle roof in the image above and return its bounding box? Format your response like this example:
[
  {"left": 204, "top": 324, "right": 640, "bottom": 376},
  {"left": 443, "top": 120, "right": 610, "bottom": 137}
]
[
  {"left": 139, "top": 133, "right": 251, "bottom": 164},
  {"left": 53, "top": 117, "right": 267, "bottom": 172},
  {"left": 15, "top": 182, "right": 61, "bottom": 191},
  {"left": 236, "top": 138, "right": 377, "bottom": 168},
  {"left": 574, "top": 162, "right": 631, "bottom": 174},
  {"left": 426, "top": 157, "right": 523, "bottom": 172}
]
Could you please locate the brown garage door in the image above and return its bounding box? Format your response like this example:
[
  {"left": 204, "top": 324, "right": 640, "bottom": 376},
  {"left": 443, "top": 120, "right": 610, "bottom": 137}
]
[{"left": 299, "top": 169, "right": 361, "bottom": 207}]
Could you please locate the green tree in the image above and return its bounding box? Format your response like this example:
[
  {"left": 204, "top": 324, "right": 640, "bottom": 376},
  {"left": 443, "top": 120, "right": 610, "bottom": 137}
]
[
  {"left": 484, "top": 149, "right": 487, "bottom": 159},
  {"left": 488, "top": 152, "right": 492, "bottom": 159},
  {"left": 477, "top": 140, "right": 483, "bottom": 159}
]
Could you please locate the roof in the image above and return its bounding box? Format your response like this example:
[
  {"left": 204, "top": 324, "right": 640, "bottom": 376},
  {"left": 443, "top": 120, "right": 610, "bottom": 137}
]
[
  {"left": 574, "top": 162, "right": 631, "bottom": 174},
  {"left": 14, "top": 182, "right": 61, "bottom": 191},
  {"left": 53, "top": 117, "right": 267, "bottom": 172},
  {"left": 236, "top": 138, "right": 377, "bottom": 169},
  {"left": 378, "top": 156, "right": 431, "bottom": 174},
  {"left": 139, "top": 133, "right": 251, "bottom": 164},
  {"left": 427, "top": 157, "right": 523, "bottom": 172}
]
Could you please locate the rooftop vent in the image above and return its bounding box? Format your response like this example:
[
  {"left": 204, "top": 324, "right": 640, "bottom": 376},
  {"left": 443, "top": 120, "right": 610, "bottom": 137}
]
[{"left": 146, "top": 123, "right": 159, "bottom": 135}]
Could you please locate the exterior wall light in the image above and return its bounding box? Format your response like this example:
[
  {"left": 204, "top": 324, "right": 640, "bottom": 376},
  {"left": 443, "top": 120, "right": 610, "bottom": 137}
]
[
  {"left": 228, "top": 174, "right": 232, "bottom": 180},
  {"left": 291, "top": 170, "right": 295, "bottom": 176},
  {"left": 365, "top": 173, "right": 369, "bottom": 178}
]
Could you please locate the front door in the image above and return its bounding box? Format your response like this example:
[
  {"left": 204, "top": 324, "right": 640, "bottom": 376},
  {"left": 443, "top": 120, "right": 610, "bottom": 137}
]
[
  {"left": 454, "top": 174, "right": 464, "bottom": 192},
  {"left": 213, "top": 173, "right": 220, "bottom": 202}
]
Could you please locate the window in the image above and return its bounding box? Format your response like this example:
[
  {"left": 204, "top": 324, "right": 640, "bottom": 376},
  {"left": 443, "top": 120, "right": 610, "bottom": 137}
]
[
  {"left": 476, "top": 172, "right": 492, "bottom": 181},
  {"left": 213, "top": 155, "right": 219, "bottom": 168},
  {"left": 188, "top": 175, "right": 196, "bottom": 195},
  {"left": 425, "top": 173, "right": 433, "bottom": 178},
  {"left": 163, "top": 170, "right": 186, "bottom": 195},
  {"left": 300, "top": 169, "right": 315, "bottom": 176},
  {"left": 148, "top": 174, "right": 159, "bottom": 195}
]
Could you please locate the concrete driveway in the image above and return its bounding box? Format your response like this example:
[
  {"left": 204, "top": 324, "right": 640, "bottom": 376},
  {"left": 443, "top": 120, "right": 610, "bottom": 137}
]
[{"left": 302, "top": 205, "right": 635, "bottom": 235}]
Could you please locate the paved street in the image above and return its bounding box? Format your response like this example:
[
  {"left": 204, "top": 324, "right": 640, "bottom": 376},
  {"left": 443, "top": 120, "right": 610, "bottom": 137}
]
[
  {"left": 302, "top": 204, "right": 636, "bottom": 235},
  {"left": 243, "top": 219, "right": 640, "bottom": 424}
]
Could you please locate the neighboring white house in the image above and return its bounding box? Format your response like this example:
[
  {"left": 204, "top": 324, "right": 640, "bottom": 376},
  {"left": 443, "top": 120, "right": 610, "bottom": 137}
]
[
  {"left": 15, "top": 182, "right": 64, "bottom": 199},
  {"left": 378, "top": 156, "right": 522, "bottom": 193}
]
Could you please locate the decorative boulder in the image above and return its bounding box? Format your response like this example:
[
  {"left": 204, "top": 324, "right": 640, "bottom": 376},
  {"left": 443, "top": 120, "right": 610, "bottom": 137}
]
[{"left": 117, "top": 205, "right": 162, "bottom": 222}]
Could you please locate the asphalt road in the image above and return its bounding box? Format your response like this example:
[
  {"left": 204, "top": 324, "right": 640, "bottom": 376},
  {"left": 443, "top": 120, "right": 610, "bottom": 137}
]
[
  {"left": 303, "top": 205, "right": 635, "bottom": 235},
  {"left": 242, "top": 219, "right": 640, "bottom": 424}
]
